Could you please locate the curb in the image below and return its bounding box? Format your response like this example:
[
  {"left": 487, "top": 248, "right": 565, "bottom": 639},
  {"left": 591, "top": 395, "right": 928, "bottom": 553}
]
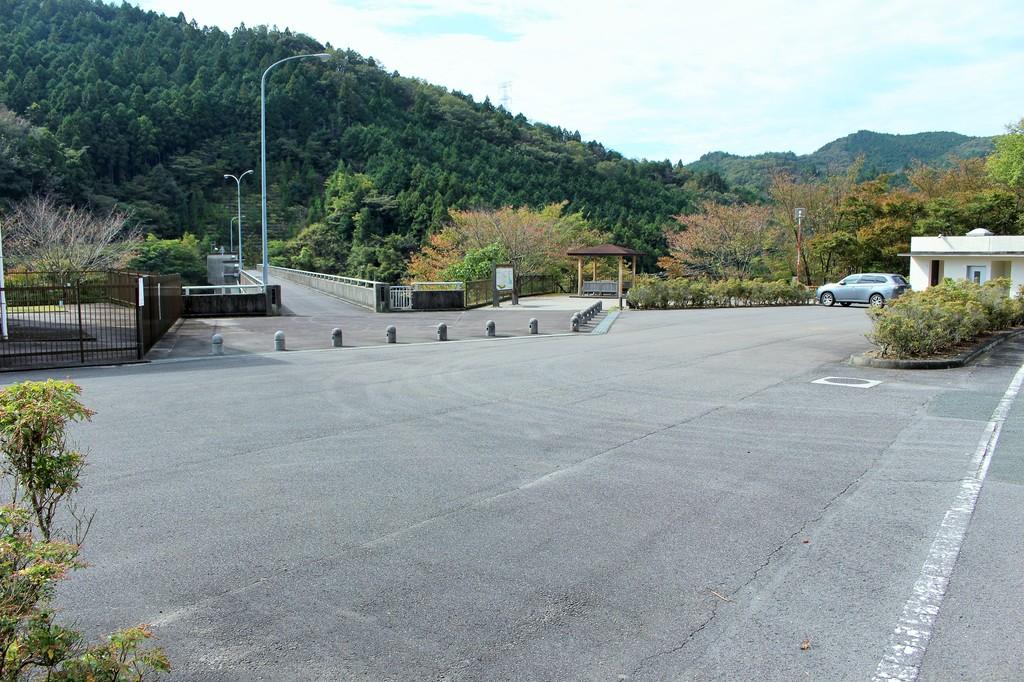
[
  {"left": 590, "top": 310, "right": 620, "bottom": 335},
  {"left": 849, "top": 327, "right": 1024, "bottom": 370}
]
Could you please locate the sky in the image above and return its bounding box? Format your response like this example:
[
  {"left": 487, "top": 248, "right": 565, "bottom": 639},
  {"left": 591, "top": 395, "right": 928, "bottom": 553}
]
[{"left": 135, "top": 0, "right": 1024, "bottom": 164}]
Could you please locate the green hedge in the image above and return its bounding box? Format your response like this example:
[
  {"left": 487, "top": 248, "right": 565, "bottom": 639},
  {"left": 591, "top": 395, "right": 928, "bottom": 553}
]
[
  {"left": 627, "top": 277, "right": 813, "bottom": 309},
  {"left": 867, "top": 278, "right": 1024, "bottom": 358}
]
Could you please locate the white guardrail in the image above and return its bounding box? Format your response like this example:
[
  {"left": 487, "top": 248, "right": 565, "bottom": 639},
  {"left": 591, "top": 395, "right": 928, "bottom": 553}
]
[
  {"left": 268, "top": 266, "right": 381, "bottom": 310},
  {"left": 182, "top": 284, "right": 266, "bottom": 296}
]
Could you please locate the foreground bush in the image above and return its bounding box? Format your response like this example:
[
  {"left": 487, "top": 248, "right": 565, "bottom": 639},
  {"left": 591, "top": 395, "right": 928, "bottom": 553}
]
[
  {"left": 867, "top": 279, "right": 1024, "bottom": 358},
  {"left": 0, "top": 380, "right": 170, "bottom": 681},
  {"left": 627, "top": 277, "right": 813, "bottom": 309}
]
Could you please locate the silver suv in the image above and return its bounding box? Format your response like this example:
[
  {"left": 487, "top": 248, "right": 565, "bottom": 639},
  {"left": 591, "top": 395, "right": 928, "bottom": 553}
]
[{"left": 816, "top": 273, "right": 909, "bottom": 307}]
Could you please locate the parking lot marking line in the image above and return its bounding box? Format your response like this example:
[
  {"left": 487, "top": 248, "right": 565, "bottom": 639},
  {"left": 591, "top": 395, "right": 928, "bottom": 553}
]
[
  {"left": 812, "top": 376, "right": 882, "bottom": 388},
  {"left": 873, "top": 359, "right": 1024, "bottom": 682}
]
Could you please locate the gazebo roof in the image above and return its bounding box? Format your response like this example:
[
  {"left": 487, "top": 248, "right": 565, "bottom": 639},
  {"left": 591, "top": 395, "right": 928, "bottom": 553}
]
[{"left": 566, "top": 244, "right": 644, "bottom": 257}]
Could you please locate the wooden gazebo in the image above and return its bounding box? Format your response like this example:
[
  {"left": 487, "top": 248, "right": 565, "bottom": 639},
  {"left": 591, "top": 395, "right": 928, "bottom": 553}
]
[{"left": 566, "top": 244, "right": 643, "bottom": 298}]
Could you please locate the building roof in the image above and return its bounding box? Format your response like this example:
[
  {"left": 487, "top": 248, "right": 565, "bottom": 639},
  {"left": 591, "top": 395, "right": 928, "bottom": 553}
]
[
  {"left": 903, "top": 252, "right": 1024, "bottom": 257},
  {"left": 566, "top": 244, "right": 644, "bottom": 257}
]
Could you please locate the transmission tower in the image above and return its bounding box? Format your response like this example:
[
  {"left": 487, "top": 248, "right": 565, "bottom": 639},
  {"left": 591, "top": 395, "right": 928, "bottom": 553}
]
[{"left": 499, "top": 81, "right": 512, "bottom": 110}]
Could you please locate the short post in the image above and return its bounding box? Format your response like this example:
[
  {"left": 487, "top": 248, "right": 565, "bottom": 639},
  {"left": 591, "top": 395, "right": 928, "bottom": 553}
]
[
  {"left": 211, "top": 333, "right": 224, "bottom": 356},
  {"left": 528, "top": 318, "right": 538, "bottom": 335},
  {"left": 596, "top": 300, "right": 603, "bottom": 312},
  {"left": 571, "top": 314, "right": 580, "bottom": 332},
  {"left": 274, "top": 330, "right": 286, "bottom": 351},
  {"left": 486, "top": 320, "right": 496, "bottom": 337},
  {"left": 386, "top": 325, "right": 396, "bottom": 344},
  {"left": 331, "top": 328, "right": 343, "bottom": 348},
  {"left": 436, "top": 322, "right": 447, "bottom": 341}
]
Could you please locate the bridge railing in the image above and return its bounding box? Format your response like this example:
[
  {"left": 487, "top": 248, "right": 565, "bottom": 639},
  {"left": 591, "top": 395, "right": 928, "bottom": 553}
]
[{"left": 268, "top": 266, "right": 385, "bottom": 311}]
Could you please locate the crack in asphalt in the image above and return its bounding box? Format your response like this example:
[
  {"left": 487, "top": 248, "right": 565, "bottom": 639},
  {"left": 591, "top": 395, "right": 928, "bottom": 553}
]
[{"left": 626, "top": 402, "right": 931, "bottom": 680}]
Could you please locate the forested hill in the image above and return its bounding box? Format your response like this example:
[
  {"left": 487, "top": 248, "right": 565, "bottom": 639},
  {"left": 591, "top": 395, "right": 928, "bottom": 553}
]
[
  {"left": 0, "top": 0, "right": 735, "bottom": 277},
  {"left": 688, "top": 130, "right": 995, "bottom": 193}
]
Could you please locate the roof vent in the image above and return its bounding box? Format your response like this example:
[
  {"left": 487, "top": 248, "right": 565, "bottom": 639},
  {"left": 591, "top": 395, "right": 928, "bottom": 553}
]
[{"left": 966, "top": 228, "right": 993, "bottom": 236}]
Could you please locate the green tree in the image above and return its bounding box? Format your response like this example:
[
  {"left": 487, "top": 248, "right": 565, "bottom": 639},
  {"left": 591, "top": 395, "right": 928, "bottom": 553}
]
[
  {"left": 129, "top": 233, "right": 206, "bottom": 284},
  {"left": 988, "top": 118, "right": 1024, "bottom": 192}
]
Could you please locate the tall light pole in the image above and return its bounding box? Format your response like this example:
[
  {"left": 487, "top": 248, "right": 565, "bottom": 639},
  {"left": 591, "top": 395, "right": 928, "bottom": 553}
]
[
  {"left": 260, "top": 53, "right": 330, "bottom": 285},
  {"left": 794, "top": 207, "right": 805, "bottom": 285},
  {"left": 0, "top": 220, "right": 8, "bottom": 340},
  {"left": 224, "top": 170, "right": 253, "bottom": 272}
]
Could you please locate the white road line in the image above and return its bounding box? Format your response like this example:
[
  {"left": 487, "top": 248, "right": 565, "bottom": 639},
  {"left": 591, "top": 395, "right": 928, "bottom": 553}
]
[{"left": 873, "top": 360, "right": 1024, "bottom": 681}]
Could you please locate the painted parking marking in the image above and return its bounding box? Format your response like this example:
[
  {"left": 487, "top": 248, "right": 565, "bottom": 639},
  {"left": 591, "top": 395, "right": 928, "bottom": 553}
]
[
  {"left": 872, "top": 359, "right": 1024, "bottom": 681},
  {"left": 812, "top": 376, "right": 882, "bottom": 388}
]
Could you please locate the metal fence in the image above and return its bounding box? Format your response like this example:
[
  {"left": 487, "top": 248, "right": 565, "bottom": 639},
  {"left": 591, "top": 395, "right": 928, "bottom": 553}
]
[
  {"left": 463, "top": 274, "right": 564, "bottom": 308},
  {"left": 0, "top": 271, "right": 181, "bottom": 372}
]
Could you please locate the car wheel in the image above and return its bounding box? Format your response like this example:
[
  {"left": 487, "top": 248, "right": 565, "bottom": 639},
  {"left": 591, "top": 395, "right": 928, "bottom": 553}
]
[
  {"left": 840, "top": 302, "right": 851, "bottom": 307},
  {"left": 819, "top": 292, "right": 835, "bottom": 307},
  {"left": 869, "top": 293, "right": 885, "bottom": 307}
]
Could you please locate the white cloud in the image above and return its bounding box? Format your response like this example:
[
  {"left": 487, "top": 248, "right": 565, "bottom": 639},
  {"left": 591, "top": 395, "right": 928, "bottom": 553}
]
[{"left": 136, "top": 0, "right": 1024, "bottom": 162}]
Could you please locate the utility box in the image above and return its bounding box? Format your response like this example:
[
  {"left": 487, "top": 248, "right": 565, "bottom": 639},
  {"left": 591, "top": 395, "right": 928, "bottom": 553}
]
[{"left": 206, "top": 255, "right": 240, "bottom": 285}]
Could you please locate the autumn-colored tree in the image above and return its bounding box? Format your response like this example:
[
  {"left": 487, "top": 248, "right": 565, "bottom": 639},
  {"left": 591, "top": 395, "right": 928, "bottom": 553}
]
[
  {"left": 842, "top": 178, "right": 923, "bottom": 274},
  {"left": 769, "top": 162, "right": 860, "bottom": 284},
  {"left": 908, "top": 157, "right": 993, "bottom": 199},
  {"left": 408, "top": 202, "right": 607, "bottom": 282},
  {"left": 406, "top": 228, "right": 463, "bottom": 281},
  {"left": 661, "top": 202, "right": 775, "bottom": 279}
]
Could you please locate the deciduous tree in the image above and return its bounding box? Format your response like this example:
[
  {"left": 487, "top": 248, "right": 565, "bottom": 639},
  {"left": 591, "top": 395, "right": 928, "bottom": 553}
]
[{"left": 662, "top": 202, "right": 775, "bottom": 279}]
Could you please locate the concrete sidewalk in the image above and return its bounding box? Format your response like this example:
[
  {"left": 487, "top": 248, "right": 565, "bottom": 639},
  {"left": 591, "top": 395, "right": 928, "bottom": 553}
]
[{"left": 151, "top": 278, "right": 610, "bottom": 359}]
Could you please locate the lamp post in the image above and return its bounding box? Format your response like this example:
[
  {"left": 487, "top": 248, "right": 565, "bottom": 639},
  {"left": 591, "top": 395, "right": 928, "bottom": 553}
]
[
  {"left": 794, "top": 207, "right": 805, "bottom": 284},
  {"left": 260, "top": 53, "right": 330, "bottom": 286},
  {"left": 0, "top": 221, "right": 8, "bottom": 340},
  {"left": 224, "top": 170, "right": 253, "bottom": 272}
]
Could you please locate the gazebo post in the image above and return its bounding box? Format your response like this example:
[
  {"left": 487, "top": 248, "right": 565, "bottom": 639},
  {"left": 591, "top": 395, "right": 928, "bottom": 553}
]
[
  {"left": 577, "top": 257, "right": 583, "bottom": 296},
  {"left": 617, "top": 256, "right": 623, "bottom": 298},
  {"left": 632, "top": 255, "right": 637, "bottom": 286}
]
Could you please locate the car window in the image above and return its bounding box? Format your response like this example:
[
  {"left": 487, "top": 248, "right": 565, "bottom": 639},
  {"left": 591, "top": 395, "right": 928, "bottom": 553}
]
[
  {"left": 891, "top": 275, "right": 909, "bottom": 286},
  {"left": 840, "top": 276, "right": 860, "bottom": 285},
  {"left": 862, "top": 276, "right": 886, "bottom": 284}
]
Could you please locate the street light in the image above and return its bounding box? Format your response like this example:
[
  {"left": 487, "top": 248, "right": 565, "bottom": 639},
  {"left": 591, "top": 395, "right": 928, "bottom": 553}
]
[
  {"left": 224, "top": 170, "right": 253, "bottom": 272},
  {"left": 260, "top": 52, "right": 331, "bottom": 286},
  {"left": 794, "top": 207, "right": 806, "bottom": 284},
  {"left": 0, "top": 221, "right": 8, "bottom": 340}
]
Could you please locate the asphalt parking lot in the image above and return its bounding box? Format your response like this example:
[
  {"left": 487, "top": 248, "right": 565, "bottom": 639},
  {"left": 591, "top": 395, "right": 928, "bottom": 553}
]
[{"left": 7, "top": 304, "right": 1022, "bottom": 680}]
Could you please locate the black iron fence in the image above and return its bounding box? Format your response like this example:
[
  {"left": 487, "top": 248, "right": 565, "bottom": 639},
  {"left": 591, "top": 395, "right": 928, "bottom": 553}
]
[{"left": 0, "top": 271, "right": 182, "bottom": 372}]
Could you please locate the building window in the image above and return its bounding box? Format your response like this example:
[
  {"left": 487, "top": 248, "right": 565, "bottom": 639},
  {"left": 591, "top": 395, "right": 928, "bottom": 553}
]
[{"left": 966, "top": 266, "right": 986, "bottom": 284}]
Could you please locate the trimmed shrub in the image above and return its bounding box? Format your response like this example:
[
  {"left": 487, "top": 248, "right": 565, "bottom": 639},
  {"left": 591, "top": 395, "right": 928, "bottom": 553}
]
[
  {"left": 867, "top": 278, "right": 1023, "bottom": 358},
  {"left": 627, "top": 277, "right": 812, "bottom": 310}
]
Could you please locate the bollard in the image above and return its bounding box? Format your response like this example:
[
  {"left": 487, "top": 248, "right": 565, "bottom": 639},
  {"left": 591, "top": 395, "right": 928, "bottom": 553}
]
[
  {"left": 486, "top": 320, "right": 496, "bottom": 337},
  {"left": 331, "top": 328, "right": 343, "bottom": 348},
  {"left": 571, "top": 313, "right": 580, "bottom": 332},
  {"left": 386, "top": 325, "right": 397, "bottom": 344},
  {"left": 211, "top": 333, "right": 224, "bottom": 356},
  {"left": 529, "top": 318, "right": 538, "bottom": 335},
  {"left": 596, "top": 300, "right": 603, "bottom": 312},
  {"left": 436, "top": 322, "right": 448, "bottom": 341},
  {"left": 274, "top": 330, "right": 286, "bottom": 351}
]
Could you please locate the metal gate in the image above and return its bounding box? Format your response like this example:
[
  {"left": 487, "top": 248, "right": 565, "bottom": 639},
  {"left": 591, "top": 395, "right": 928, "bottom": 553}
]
[
  {"left": 0, "top": 272, "right": 182, "bottom": 372},
  {"left": 389, "top": 286, "right": 413, "bottom": 311}
]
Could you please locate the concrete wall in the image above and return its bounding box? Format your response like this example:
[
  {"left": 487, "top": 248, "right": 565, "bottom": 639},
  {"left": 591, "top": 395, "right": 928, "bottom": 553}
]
[
  {"left": 183, "top": 285, "right": 281, "bottom": 316},
  {"left": 412, "top": 290, "right": 465, "bottom": 310},
  {"left": 909, "top": 255, "right": 1024, "bottom": 297}
]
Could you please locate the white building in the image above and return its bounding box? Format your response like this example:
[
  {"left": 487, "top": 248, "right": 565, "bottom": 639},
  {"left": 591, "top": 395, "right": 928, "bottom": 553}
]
[{"left": 906, "top": 229, "right": 1024, "bottom": 297}]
